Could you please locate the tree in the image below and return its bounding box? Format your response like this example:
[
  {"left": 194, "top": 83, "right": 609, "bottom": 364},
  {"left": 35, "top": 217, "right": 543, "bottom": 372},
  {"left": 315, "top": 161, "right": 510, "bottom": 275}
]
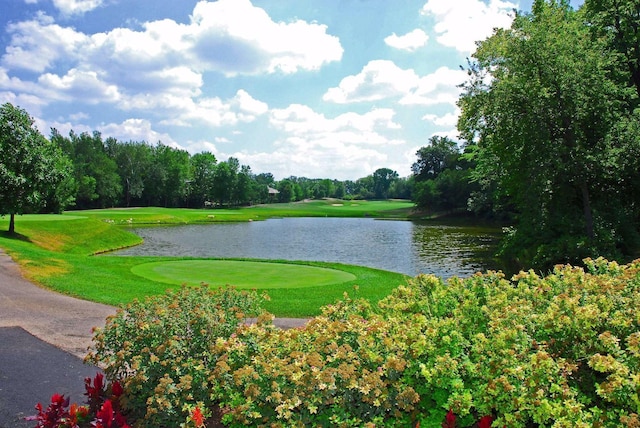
[
  {"left": 61, "top": 130, "right": 122, "bottom": 209},
  {"left": 112, "top": 140, "right": 152, "bottom": 207},
  {"left": 411, "top": 136, "right": 459, "bottom": 181},
  {"left": 585, "top": 0, "right": 640, "bottom": 98},
  {"left": 189, "top": 152, "right": 217, "bottom": 207},
  {"left": 372, "top": 168, "right": 399, "bottom": 199},
  {"left": 0, "top": 103, "right": 72, "bottom": 233},
  {"left": 458, "top": 0, "right": 637, "bottom": 268}
]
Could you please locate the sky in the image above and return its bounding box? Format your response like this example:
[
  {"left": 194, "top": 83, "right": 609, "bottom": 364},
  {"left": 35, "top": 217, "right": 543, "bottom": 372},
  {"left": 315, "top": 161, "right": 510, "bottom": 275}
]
[{"left": 0, "top": 0, "right": 583, "bottom": 180}]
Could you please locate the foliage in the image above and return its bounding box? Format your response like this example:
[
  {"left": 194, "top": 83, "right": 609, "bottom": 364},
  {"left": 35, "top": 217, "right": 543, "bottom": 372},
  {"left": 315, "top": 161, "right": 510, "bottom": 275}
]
[
  {"left": 83, "top": 257, "right": 640, "bottom": 426},
  {"left": 0, "top": 103, "right": 73, "bottom": 232},
  {"left": 86, "top": 286, "right": 266, "bottom": 427},
  {"left": 411, "top": 136, "right": 476, "bottom": 213},
  {"left": 203, "top": 259, "right": 640, "bottom": 427},
  {"left": 457, "top": 0, "right": 640, "bottom": 269},
  {"left": 27, "top": 373, "right": 129, "bottom": 428}
]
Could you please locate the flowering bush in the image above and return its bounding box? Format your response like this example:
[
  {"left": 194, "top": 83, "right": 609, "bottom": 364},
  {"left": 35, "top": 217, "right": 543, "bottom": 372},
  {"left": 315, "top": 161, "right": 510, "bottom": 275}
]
[
  {"left": 378, "top": 258, "right": 640, "bottom": 427},
  {"left": 211, "top": 296, "right": 420, "bottom": 426},
  {"left": 85, "top": 259, "right": 640, "bottom": 427},
  {"left": 28, "top": 373, "right": 128, "bottom": 428},
  {"left": 210, "top": 258, "right": 640, "bottom": 427},
  {"left": 86, "top": 285, "right": 266, "bottom": 428}
]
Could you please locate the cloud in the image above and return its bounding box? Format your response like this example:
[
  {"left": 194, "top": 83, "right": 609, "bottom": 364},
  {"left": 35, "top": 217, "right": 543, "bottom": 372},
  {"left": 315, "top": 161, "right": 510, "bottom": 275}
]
[
  {"left": 323, "top": 60, "right": 420, "bottom": 104},
  {"left": 384, "top": 29, "right": 429, "bottom": 51},
  {"left": 53, "top": 0, "right": 105, "bottom": 16},
  {"left": 1, "top": 0, "right": 342, "bottom": 122},
  {"left": 421, "top": 0, "right": 516, "bottom": 53},
  {"left": 252, "top": 104, "right": 406, "bottom": 179},
  {"left": 37, "top": 68, "right": 121, "bottom": 103},
  {"left": 422, "top": 108, "right": 460, "bottom": 127},
  {"left": 400, "top": 66, "right": 468, "bottom": 106},
  {"left": 2, "top": 13, "right": 88, "bottom": 73},
  {"left": 189, "top": 0, "right": 343, "bottom": 75},
  {"left": 97, "top": 118, "right": 178, "bottom": 146}
]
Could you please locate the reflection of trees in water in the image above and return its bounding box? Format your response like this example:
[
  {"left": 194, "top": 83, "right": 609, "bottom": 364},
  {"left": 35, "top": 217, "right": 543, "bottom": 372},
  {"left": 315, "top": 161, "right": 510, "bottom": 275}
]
[{"left": 410, "top": 224, "right": 502, "bottom": 277}]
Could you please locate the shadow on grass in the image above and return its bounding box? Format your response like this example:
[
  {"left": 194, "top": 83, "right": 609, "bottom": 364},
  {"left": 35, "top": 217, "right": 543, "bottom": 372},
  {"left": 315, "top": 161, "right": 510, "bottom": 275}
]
[{"left": 0, "top": 230, "right": 32, "bottom": 243}]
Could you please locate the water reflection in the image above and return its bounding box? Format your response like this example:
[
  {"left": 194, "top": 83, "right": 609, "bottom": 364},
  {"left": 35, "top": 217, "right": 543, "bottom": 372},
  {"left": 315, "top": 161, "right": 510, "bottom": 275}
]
[{"left": 114, "top": 217, "right": 502, "bottom": 278}]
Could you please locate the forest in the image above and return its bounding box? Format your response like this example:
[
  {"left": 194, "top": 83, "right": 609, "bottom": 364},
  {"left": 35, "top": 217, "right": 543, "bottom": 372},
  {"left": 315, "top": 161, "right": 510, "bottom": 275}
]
[{"left": 1, "top": 0, "right": 639, "bottom": 271}]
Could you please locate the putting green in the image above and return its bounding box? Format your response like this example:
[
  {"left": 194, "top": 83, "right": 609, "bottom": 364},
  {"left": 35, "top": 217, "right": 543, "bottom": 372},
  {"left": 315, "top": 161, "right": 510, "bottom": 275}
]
[{"left": 131, "top": 260, "right": 357, "bottom": 289}]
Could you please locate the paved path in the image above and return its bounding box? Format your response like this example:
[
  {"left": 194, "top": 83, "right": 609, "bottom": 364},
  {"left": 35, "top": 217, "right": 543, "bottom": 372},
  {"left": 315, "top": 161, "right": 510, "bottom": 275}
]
[
  {"left": 0, "top": 249, "right": 117, "bottom": 359},
  {"left": 0, "top": 249, "right": 115, "bottom": 427},
  {"left": 0, "top": 248, "right": 307, "bottom": 426}
]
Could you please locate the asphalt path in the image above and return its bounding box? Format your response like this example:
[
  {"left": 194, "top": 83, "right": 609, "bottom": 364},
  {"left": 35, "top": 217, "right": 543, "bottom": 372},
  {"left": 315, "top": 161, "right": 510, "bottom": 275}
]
[{"left": 0, "top": 249, "right": 307, "bottom": 427}]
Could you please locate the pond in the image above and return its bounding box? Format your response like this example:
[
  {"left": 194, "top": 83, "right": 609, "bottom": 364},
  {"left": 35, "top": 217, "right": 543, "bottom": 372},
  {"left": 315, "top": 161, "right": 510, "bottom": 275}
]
[{"left": 114, "top": 217, "right": 504, "bottom": 278}]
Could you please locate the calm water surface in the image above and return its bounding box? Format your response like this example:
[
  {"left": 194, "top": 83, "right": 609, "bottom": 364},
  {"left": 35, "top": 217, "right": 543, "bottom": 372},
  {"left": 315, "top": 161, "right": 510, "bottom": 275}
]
[{"left": 115, "top": 217, "right": 502, "bottom": 278}]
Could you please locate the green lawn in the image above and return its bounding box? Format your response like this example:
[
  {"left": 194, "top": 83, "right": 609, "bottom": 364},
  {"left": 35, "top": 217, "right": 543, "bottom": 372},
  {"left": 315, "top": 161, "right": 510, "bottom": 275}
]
[
  {"left": 131, "top": 260, "right": 356, "bottom": 289},
  {"left": 0, "top": 200, "right": 412, "bottom": 317}
]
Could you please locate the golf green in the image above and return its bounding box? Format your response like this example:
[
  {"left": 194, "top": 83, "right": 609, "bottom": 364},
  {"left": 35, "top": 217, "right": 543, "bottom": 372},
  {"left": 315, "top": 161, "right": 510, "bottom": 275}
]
[{"left": 131, "top": 260, "right": 357, "bottom": 289}]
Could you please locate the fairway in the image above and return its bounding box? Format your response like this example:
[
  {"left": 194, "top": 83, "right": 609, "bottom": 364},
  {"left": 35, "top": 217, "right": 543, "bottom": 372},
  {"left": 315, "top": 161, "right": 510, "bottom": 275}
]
[{"left": 131, "top": 259, "right": 357, "bottom": 289}]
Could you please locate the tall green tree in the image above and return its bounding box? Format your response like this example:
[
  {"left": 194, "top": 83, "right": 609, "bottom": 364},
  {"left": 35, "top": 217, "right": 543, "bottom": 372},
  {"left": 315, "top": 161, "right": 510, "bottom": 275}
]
[
  {"left": 372, "top": 168, "right": 399, "bottom": 199},
  {"left": 189, "top": 152, "right": 217, "bottom": 207},
  {"left": 458, "top": 0, "right": 638, "bottom": 268},
  {"left": 61, "top": 130, "right": 122, "bottom": 209},
  {"left": 411, "top": 136, "right": 459, "bottom": 181},
  {"left": 111, "top": 140, "right": 152, "bottom": 207},
  {"left": 0, "top": 103, "right": 72, "bottom": 232},
  {"left": 585, "top": 0, "right": 640, "bottom": 98}
]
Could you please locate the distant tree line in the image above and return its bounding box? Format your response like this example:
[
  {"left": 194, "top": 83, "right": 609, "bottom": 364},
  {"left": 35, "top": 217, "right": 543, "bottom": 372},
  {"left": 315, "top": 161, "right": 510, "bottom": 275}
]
[{"left": 39, "top": 128, "right": 411, "bottom": 211}]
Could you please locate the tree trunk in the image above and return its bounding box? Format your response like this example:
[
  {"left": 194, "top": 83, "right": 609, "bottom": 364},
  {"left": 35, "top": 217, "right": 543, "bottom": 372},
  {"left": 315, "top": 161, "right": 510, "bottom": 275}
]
[
  {"left": 8, "top": 213, "right": 15, "bottom": 234},
  {"left": 580, "top": 182, "right": 594, "bottom": 240}
]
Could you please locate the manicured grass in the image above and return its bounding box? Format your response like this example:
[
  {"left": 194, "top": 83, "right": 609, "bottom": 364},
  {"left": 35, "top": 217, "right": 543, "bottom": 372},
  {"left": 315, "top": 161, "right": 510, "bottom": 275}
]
[
  {"left": 66, "top": 199, "right": 415, "bottom": 225},
  {"left": 131, "top": 260, "right": 356, "bottom": 289},
  {"left": 0, "top": 201, "right": 412, "bottom": 317}
]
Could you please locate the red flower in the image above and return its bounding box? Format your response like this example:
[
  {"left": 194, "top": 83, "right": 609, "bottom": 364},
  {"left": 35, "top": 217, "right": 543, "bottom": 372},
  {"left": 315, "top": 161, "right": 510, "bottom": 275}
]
[
  {"left": 192, "top": 406, "right": 205, "bottom": 427},
  {"left": 111, "top": 380, "right": 124, "bottom": 397},
  {"left": 478, "top": 415, "right": 493, "bottom": 428},
  {"left": 96, "top": 399, "right": 114, "bottom": 428},
  {"left": 443, "top": 409, "right": 456, "bottom": 428}
]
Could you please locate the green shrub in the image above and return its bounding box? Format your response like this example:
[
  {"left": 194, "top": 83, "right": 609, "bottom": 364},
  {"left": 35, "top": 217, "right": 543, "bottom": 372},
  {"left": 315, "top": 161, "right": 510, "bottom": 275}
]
[
  {"left": 378, "top": 258, "right": 640, "bottom": 427},
  {"left": 86, "top": 285, "right": 266, "bottom": 427},
  {"left": 212, "top": 259, "right": 640, "bottom": 427},
  {"left": 87, "top": 259, "right": 640, "bottom": 427},
  {"left": 211, "top": 295, "right": 420, "bottom": 427}
]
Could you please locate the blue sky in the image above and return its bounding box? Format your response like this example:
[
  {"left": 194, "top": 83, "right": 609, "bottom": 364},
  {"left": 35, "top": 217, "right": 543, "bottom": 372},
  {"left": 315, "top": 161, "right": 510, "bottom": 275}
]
[{"left": 0, "top": 0, "right": 583, "bottom": 180}]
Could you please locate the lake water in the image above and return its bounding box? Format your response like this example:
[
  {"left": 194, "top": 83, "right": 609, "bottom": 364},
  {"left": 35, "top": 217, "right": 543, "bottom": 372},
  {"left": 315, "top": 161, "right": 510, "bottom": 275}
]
[{"left": 115, "top": 217, "right": 503, "bottom": 278}]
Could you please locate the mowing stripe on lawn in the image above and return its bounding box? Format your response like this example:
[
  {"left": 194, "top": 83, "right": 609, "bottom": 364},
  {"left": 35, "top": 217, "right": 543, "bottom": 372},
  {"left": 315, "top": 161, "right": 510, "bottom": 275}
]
[{"left": 131, "top": 260, "right": 357, "bottom": 289}]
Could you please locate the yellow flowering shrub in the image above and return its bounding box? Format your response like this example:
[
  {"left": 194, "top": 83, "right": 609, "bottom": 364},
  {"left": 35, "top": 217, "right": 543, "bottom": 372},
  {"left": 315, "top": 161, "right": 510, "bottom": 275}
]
[{"left": 88, "top": 258, "right": 640, "bottom": 427}]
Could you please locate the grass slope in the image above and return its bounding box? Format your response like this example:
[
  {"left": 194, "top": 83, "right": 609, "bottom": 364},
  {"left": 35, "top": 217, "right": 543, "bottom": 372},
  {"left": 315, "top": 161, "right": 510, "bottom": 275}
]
[{"left": 0, "top": 201, "right": 411, "bottom": 316}]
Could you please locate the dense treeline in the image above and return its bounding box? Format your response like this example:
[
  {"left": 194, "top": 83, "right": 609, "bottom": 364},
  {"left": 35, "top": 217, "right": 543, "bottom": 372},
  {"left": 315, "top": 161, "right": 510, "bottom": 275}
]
[
  {"left": 411, "top": 0, "right": 640, "bottom": 270},
  {"left": 470, "top": 0, "right": 640, "bottom": 269},
  {"left": 45, "top": 128, "right": 412, "bottom": 210}
]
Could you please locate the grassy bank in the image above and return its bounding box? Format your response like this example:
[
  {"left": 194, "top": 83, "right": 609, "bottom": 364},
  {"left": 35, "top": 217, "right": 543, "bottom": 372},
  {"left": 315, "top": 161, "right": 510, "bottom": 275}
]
[
  {"left": 68, "top": 199, "right": 415, "bottom": 225},
  {"left": 0, "top": 200, "right": 412, "bottom": 316}
]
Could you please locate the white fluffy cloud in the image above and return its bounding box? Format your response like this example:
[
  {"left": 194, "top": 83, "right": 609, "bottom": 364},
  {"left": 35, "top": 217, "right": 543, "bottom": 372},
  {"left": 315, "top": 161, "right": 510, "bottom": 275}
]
[
  {"left": 189, "top": 0, "right": 343, "bottom": 75},
  {"left": 400, "top": 66, "right": 468, "bottom": 106},
  {"left": 323, "top": 60, "right": 420, "bottom": 104},
  {"left": 421, "top": 0, "right": 516, "bottom": 52},
  {"left": 1, "top": 0, "right": 342, "bottom": 115},
  {"left": 53, "top": 0, "right": 104, "bottom": 16},
  {"left": 256, "top": 104, "right": 405, "bottom": 179},
  {"left": 384, "top": 29, "right": 429, "bottom": 52},
  {"left": 422, "top": 108, "right": 460, "bottom": 127},
  {"left": 324, "top": 61, "right": 465, "bottom": 109},
  {"left": 98, "top": 118, "right": 178, "bottom": 146}
]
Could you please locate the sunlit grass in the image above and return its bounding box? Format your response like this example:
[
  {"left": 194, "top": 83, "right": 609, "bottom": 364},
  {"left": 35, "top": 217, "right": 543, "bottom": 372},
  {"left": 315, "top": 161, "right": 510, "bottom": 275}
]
[{"left": 0, "top": 200, "right": 412, "bottom": 316}]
